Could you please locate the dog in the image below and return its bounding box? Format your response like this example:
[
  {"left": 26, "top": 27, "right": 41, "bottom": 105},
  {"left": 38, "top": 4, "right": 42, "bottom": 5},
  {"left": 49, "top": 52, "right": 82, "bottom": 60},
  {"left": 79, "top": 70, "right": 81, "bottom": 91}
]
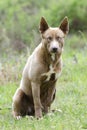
[{"left": 12, "top": 16, "right": 69, "bottom": 119}]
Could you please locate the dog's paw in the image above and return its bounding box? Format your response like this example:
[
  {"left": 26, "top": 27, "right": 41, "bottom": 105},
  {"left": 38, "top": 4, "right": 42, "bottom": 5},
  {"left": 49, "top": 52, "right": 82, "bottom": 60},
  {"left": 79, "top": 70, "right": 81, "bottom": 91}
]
[
  {"left": 35, "top": 109, "right": 42, "bottom": 119},
  {"left": 13, "top": 115, "right": 22, "bottom": 120},
  {"left": 12, "top": 111, "right": 22, "bottom": 120},
  {"left": 15, "top": 116, "right": 22, "bottom": 120},
  {"left": 35, "top": 114, "right": 42, "bottom": 119}
]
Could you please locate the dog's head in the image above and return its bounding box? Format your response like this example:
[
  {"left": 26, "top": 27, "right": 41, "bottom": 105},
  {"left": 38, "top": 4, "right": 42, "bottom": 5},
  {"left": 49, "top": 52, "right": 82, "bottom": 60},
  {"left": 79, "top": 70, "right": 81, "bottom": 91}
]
[{"left": 39, "top": 17, "right": 69, "bottom": 55}]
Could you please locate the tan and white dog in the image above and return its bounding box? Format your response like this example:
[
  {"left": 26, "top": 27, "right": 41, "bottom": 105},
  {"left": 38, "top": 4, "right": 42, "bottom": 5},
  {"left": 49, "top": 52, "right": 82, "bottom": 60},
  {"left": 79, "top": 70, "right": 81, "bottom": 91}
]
[{"left": 12, "top": 17, "right": 69, "bottom": 119}]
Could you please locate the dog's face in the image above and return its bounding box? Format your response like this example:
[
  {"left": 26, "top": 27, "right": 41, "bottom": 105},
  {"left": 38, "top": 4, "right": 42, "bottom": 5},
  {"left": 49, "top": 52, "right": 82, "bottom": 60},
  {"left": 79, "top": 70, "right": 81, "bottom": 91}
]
[
  {"left": 39, "top": 17, "right": 69, "bottom": 55},
  {"left": 41, "top": 27, "right": 65, "bottom": 55}
]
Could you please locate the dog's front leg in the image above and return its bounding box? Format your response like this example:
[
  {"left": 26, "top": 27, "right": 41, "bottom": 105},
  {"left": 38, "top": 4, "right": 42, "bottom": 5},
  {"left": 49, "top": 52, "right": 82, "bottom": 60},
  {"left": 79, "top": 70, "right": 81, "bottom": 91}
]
[{"left": 31, "top": 82, "right": 42, "bottom": 119}]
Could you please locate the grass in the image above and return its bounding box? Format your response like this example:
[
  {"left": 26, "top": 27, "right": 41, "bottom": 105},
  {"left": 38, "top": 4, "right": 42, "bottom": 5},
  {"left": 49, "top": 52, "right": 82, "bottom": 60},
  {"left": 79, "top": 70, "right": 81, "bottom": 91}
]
[{"left": 0, "top": 34, "right": 87, "bottom": 130}]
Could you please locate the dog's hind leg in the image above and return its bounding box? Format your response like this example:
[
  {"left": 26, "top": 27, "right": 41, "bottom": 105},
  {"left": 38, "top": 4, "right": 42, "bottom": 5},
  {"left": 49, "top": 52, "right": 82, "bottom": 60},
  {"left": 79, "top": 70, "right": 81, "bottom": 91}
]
[
  {"left": 12, "top": 88, "right": 23, "bottom": 119},
  {"left": 12, "top": 88, "right": 34, "bottom": 119}
]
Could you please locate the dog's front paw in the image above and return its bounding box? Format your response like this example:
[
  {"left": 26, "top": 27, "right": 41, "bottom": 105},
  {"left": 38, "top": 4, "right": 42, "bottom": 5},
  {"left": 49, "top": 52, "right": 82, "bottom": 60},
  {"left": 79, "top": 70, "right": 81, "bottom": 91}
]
[
  {"left": 43, "top": 106, "right": 49, "bottom": 114},
  {"left": 35, "top": 109, "right": 42, "bottom": 119}
]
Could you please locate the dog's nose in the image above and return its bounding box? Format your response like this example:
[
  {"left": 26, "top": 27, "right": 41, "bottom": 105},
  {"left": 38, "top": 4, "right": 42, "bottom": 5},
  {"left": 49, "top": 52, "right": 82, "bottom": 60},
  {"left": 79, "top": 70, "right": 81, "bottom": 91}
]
[{"left": 52, "top": 47, "right": 58, "bottom": 53}]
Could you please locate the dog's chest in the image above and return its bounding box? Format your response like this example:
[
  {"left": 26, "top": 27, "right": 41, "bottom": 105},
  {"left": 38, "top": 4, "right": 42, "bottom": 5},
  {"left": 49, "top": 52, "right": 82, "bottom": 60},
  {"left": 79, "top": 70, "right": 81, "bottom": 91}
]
[{"left": 41, "top": 64, "right": 60, "bottom": 82}]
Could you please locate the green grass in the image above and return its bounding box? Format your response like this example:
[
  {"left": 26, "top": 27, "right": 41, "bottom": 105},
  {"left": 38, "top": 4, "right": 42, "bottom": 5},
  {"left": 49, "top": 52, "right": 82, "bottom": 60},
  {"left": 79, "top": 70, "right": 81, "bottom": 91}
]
[{"left": 0, "top": 35, "right": 87, "bottom": 130}]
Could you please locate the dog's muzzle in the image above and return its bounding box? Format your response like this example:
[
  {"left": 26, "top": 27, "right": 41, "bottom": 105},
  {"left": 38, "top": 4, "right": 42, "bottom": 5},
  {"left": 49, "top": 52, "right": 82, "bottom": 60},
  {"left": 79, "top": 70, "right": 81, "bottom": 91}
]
[{"left": 51, "top": 47, "right": 58, "bottom": 53}]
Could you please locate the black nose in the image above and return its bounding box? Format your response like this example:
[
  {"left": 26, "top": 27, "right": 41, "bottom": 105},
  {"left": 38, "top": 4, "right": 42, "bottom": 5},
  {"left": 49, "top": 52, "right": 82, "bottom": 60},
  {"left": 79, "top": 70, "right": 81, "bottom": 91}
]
[{"left": 52, "top": 47, "right": 58, "bottom": 53}]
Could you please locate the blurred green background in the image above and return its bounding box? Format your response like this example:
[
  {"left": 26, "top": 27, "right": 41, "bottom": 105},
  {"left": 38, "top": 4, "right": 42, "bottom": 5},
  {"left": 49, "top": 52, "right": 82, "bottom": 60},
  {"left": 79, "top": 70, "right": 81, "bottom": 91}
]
[{"left": 0, "top": 0, "right": 87, "bottom": 54}]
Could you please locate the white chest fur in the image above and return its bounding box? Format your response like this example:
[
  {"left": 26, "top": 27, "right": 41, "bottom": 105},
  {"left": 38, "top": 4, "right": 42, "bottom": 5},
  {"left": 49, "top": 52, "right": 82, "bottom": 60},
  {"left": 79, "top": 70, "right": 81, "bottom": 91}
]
[
  {"left": 42, "top": 64, "right": 61, "bottom": 81},
  {"left": 51, "top": 53, "right": 55, "bottom": 61}
]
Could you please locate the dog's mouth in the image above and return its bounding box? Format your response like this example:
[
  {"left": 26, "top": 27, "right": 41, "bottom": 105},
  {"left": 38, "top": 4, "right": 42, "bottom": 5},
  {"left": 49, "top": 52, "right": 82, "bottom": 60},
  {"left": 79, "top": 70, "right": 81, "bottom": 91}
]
[
  {"left": 51, "top": 47, "right": 58, "bottom": 53},
  {"left": 51, "top": 47, "right": 62, "bottom": 55},
  {"left": 50, "top": 47, "right": 63, "bottom": 55}
]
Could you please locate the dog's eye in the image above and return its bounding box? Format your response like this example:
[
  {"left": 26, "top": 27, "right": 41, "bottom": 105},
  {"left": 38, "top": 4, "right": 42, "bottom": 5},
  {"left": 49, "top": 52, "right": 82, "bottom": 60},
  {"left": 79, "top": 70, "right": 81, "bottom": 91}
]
[
  {"left": 47, "top": 36, "right": 52, "bottom": 41},
  {"left": 56, "top": 36, "right": 61, "bottom": 41}
]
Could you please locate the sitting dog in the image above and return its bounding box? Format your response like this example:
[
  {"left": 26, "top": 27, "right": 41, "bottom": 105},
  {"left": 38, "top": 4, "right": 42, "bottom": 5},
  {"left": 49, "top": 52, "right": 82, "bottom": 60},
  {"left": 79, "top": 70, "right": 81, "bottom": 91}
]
[{"left": 12, "top": 17, "right": 69, "bottom": 119}]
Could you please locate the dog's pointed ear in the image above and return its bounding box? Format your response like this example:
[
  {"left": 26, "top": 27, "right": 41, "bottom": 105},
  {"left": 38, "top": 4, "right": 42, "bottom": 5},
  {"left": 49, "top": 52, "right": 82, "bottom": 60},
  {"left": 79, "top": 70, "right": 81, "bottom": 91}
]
[
  {"left": 39, "top": 17, "right": 49, "bottom": 33},
  {"left": 59, "top": 17, "right": 69, "bottom": 35}
]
